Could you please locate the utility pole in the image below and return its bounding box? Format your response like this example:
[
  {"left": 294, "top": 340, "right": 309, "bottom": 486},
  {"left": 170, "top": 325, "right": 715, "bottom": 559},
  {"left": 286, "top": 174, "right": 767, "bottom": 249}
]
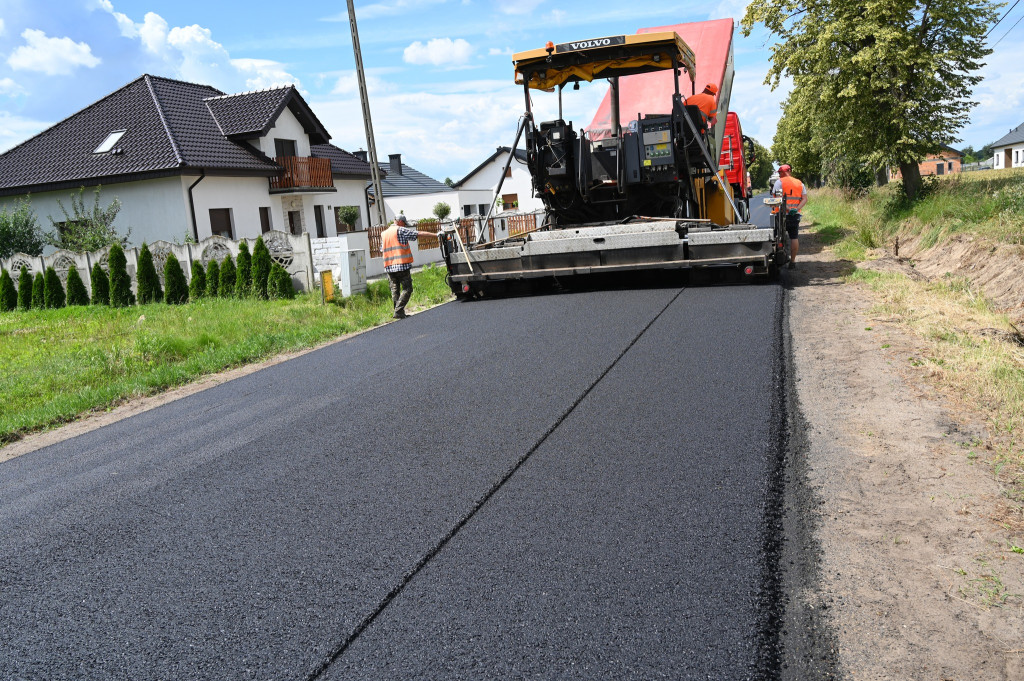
[{"left": 346, "top": 0, "right": 387, "bottom": 226}]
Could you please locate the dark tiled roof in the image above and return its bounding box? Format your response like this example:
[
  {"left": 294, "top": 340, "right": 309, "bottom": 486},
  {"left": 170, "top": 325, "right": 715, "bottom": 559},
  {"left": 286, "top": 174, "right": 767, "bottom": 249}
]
[
  {"left": 992, "top": 123, "right": 1024, "bottom": 148},
  {"left": 310, "top": 143, "right": 374, "bottom": 178},
  {"left": 370, "top": 160, "right": 453, "bottom": 197},
  {"left": 453, "top": 146, "right": 528, "bottom": 188},
  {"left": 0, "top": 75, "right": 336, "bottom": 196}
]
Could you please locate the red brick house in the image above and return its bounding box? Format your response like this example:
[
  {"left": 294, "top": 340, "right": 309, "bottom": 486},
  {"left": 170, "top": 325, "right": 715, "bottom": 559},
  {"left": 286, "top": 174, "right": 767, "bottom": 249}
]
[{"left": 890, "top": 144, "right": 963, "bottom": 180}]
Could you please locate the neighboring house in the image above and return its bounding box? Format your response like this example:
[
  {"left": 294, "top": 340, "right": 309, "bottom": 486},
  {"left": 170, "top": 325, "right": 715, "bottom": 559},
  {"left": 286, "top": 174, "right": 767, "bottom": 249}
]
[
  {"left": 889, "top": 144, "right": 963, "bottom": 180},
  {"left": 992, "top": 123, "right": 1024, "bottom": 170},
  {"left": 0, "top": 74, "right": 374, "bottom": 247},
  {"left": 453, "top": 146, "right": 543, "bottom": 216},
  {"left": 359, "top": 152, "right": 454, "bottom": 223}
]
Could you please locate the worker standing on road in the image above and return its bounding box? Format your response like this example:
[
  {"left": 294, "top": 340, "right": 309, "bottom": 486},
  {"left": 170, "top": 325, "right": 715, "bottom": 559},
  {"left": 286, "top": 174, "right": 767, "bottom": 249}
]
[
  {"left": 685, "top": 83, "right": 719, "bottom": 128},
  {"left": 382, "top": 214, "right": 436, "bottom": 319},
  {"left": 771, "top": 164, "right": 807, "bottom": 269}
]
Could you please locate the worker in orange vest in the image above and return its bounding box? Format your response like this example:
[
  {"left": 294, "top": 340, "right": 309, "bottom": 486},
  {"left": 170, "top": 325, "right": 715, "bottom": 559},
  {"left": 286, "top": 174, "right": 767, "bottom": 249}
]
[
  {"left": 685, "top": 83, "right": 719, "bottom": 128},
  {"left": 382, "top": 214, "right": 437, "bottom": 319},
  {"left": 771, "top": 164, "right": 807, "bottom": 269}
]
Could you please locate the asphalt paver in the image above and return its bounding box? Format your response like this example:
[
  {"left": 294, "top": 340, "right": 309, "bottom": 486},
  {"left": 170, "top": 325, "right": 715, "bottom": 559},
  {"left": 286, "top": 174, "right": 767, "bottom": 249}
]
[{"left": 1, "top": 287, "right": 718, "bottom": 680}]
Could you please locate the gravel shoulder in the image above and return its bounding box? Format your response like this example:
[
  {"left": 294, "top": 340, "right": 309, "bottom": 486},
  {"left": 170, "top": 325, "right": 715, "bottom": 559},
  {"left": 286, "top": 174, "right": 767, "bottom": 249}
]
[{"left": 788, "top": 231, "right": 1024, "bottom": 680}]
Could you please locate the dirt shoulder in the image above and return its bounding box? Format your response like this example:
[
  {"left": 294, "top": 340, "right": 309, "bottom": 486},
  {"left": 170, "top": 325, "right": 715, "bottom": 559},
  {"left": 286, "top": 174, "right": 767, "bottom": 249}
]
[{"left": 788, "top": 231, "right": 1024, "bottom": 679}]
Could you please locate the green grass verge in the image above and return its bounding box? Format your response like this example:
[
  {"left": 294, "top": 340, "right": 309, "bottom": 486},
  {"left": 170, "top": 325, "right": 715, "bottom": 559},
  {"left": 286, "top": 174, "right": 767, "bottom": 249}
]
[{"left": 0, "top": 264, "right": 452, "bottom": 444}]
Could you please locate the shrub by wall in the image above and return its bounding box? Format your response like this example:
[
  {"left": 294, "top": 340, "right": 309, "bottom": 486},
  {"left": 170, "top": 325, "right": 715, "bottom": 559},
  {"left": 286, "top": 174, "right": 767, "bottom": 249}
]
[
  {"left": 17, "top": 266, "right": 32, "bottom": 310},
  {"left": 235, "top": 240, "right": 252, "bottom": 298},
  {"left": 136, "top": 242, "right": 163, "bottom": 304},
  {"left": 206, "top": 259, "right": 220, "bottom": 298},
  {"left": 43, "top": 267, "right": 65, "bottom": 309},
  {"left": 251, "top": 236, "right": 271, "bottom": 299},
  {"left": 31, "top": 271, "right": 44, "bottom": 309},
  {"left": 66, "top": 264, "right": 90, "bottom": 306},
  {"left": 219, "top": 255, "right": 236, "bottom": 297},
  {"left": 189, "top": 261, "right": 206, "bottom": 300},
  {"left": 108, "top": 243, "right": 134, "bottom": 308},
  {"left": 164, "top": 253, "right": 188, "bottom": 305},
  {"left": 90, "top": 263, "right": 109, "bottom": 306},
  {"left": 268, "top": 262, "right": 295, "bottom": 300},
  {"left": 0, "top": 269, "right": 16, "bottom": 311}
]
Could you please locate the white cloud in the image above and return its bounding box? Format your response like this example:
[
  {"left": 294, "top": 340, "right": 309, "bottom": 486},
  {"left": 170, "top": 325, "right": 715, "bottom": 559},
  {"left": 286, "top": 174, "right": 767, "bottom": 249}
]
[
  {"left": 545, "top": 9, "right": 567, "bottom": 24},
  {"left": 962, "top": 39, "right": 1024, "bottom": 148},
  {"left": 7, "top": 29, "right": 101, "bottom": 76},
  {"left": 488, "top": 46, "right": 513, "bottom": 57},
  {"left": 0, "top": 111, "right": 52, "bottom": 153},
  {"left": 232, "top": 58, "right": 301, "bottom": 90},
  {"left": 330, "top": 70, "right": 393, "bottom": 95},
  {"left": 0, "top": 78, "right": 27, "bottom": 96},
  {"left": 403, "top": 37, "right": 473, "bottom": 67},
  {"left": 499, "top": 0, "right": 544, "bottom": 15}
]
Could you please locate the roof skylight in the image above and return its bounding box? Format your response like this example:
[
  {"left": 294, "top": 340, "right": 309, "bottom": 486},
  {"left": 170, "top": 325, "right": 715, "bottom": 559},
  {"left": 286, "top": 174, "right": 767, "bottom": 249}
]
[{"left": 94, "top": 130, "right": 126, "bottom": 154}]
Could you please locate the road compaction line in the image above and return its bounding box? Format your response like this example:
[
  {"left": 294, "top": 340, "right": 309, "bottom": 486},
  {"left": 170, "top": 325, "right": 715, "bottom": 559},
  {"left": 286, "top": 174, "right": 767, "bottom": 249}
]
[{"left": 304, "top": 286, "right": 688, "bottom": 681}]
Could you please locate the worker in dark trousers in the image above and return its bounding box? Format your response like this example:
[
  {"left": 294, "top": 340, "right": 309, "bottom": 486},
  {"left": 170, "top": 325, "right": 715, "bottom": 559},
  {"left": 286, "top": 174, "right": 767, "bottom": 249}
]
[
  {"left": 381, "top": 214, "right": 435, "bottom": 319},
  {"left": 771, "top": 164, "right": 807, "bottom": 268}
]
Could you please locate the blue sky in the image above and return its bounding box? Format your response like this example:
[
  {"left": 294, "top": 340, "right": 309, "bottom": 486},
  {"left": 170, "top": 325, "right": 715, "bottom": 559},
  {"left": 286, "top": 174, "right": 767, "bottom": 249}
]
[{"left": 1, "top": 0, "right": 1022, "bottom": 180}]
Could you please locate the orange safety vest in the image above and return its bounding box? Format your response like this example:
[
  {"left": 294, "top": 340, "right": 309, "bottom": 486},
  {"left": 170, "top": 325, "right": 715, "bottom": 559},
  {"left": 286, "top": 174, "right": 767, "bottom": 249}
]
[
  {"left": 772, "top": 175, "right": 806, "bottom": 214},
  {"left": 382, "top": 225, "right": 413, "bottom": 269},
  {"left": 684, "top": 92, "right": 717, "bottom": 123}
]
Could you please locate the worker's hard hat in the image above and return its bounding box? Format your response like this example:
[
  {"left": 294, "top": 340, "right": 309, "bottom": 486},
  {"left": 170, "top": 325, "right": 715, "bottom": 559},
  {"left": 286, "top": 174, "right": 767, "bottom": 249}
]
[
  {"left": 779, "top": 164, "right": 792, "bottom": 174},
  {"left": 395, "top": 214, "right": 407, "bottom": 224},
  {"left": 705, "top": 83, "right": 719, "bottom": 95}
]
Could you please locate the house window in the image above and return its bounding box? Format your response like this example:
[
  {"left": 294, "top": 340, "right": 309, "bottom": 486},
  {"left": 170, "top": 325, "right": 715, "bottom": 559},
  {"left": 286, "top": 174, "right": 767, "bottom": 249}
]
[
  {"left": 274, "top": 139, "right": 297, "bottom": 158},
  {"left": 288, "top": 210, "right": 302, "bottom": 235},
  {"left": 935, "top": 162, "right": 944, "bottom": 176},
  {"left": 259, "top": 207, "right": 272, "bottom": 233},
  {"left": 209, "top": 208, "right": 233, "bottom": 239},
  {"left": 463, "top": 204, "right": 473, "bottom": 217},
  {"left": 501, "top": 193, "right": 519, "bottom": 209},
  {"left": 948, "top": 161, "right": 953, "bottom": 171},
  {"left": 314, "top": 205, "right": 326, "bottom": 238},
  {"left": 478, "top": 203, "right": 488, "bottom": 215},
  {"left": 94, "top": 130, "right": 126, "bottom": 154},
  {"left": 505, "top": 166, "right": 512, "bottom": 178}
]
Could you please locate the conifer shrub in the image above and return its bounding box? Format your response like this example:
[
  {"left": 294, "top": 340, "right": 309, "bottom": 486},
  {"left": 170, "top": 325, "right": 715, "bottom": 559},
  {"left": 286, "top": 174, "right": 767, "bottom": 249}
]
[
  {"left": 65, "top": 264, "right": 90, "bottom": 306},
  {"left": 189, "top": 261, "right": 206, "bottom": 300},
  {"left": 31, "top": 271, "right": 44, "bottom": 309},
  {"left": 136, "top": 242, "right": 163, "bottom": 304},
  {"left": 18, "top": 266, "right": 32, "bottom": 310},
  {"left": 43, "top": 266, "right": 65, "bottom": 309},
  {"left": 235, "top": 240, "right": 252, "bottom": 297},
  {"left": 206, "top": 259, "right": 220, "bottom": 297},
  {"left": 108, "top": 243, "right": 134, "bottom": 308},
  {"left": 219, "top": 255, "right": 236, "bottom": 296},
  {"left": 90, "top": 263, "right": 109, "bottom": 306},
  {"left": 251, "top": 236, "right": 271, "bottom": 299},
  {"left": 269, "top": 262, "right": 295, "bottom": 299},
  {"left": 163, "top": 253, "right": 188, "bottom": 304},
  {"left": 0, "top": 269, "right": 16, "bottom": 311}
]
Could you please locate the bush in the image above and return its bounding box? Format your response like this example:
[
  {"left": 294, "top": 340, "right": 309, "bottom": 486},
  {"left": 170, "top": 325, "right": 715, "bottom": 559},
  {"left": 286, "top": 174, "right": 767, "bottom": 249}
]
[
  {"left": 251, "top": 236, "right": 271, "bottom": 299},
  {"left": 66, "top": 264, "right": 90, "bottom": 306},
  {"left": 90, "top": 263, "right": 109, "bottom": 306},
  {"left": 432, "top": 201, "right": 451, "bottom": 220},
  {"left": 31, "top": 271, "right": 44, "bottom": 309},
  {"left": 206, "top": 259, "right": 220, "bottom": 298},
  {"left": 163, "top": 252, "right": 188, "bottom": 305},
  {"left": 219, "top": 255, "right": 236, "bottom": 297},
  {"left": 271, "top": 263, "right": 296, "bottom": 300},
  {"left": 43, "top": 266, "right": 65, "bottom": 309},
  {"left": 189, "top": 261, "right": 206, "bottom": 300},
  {"left": 235, "top": 241, "right": 252, "bottom": 297},
  {"left": 18, "top": 266, "right": 32, "bottom": 310},
  {"left": 108, "top": 243, "right": 134, "bottom": 308},
  {"left": 136, "top": 242, "right": 163, "bottom": 304},
  {"left": 0, "top": 196, "right": 44, "bottom": 259},
  {"left": 0, "top": 269, "right": 16, "bottom": 311}
]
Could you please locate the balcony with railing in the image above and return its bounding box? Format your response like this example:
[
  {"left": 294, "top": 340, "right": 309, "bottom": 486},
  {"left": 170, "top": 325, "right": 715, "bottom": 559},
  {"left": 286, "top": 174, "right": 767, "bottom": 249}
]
[{"left": 269, "top": 156, "right": 335, "bottom": 193}]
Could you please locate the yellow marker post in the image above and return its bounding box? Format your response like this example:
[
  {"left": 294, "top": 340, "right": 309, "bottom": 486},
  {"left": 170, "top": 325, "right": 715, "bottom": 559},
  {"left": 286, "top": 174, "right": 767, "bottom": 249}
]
[{"left": 320, "top": 270, "right": 334, "bottom": 303}]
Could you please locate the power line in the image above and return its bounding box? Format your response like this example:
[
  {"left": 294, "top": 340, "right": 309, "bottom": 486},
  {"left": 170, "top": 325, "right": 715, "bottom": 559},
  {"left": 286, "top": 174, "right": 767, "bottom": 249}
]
[
  {"left": 986, "top": 0, "right": 1021, "bottom": 38},
  {"left": 992, "top": 12, "right": 1024, "bottom": 46}
]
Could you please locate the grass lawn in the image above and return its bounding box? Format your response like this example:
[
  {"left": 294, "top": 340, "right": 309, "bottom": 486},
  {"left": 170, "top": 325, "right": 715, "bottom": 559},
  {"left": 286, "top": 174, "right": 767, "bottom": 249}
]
[{"left": 0, "top": 265, "right": 452, "bottom": 445}]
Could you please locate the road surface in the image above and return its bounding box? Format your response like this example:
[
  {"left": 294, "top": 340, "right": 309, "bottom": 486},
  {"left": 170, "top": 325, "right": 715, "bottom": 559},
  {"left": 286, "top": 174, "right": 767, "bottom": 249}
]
[{"left": 1, "top": 197, "right": 788, "bottom": 680}]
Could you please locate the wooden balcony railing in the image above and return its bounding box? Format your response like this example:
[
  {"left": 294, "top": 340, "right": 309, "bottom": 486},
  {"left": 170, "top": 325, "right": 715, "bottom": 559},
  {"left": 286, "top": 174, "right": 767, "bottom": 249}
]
[{"left": 270, "top": 156, "right": 333, "bottom": 192}]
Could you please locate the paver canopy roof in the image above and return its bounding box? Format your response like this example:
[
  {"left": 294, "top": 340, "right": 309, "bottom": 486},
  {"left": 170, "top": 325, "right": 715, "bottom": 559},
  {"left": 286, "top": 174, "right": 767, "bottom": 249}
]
[{"left": 0, "top": 75, "right": 340, "bottom": 196}]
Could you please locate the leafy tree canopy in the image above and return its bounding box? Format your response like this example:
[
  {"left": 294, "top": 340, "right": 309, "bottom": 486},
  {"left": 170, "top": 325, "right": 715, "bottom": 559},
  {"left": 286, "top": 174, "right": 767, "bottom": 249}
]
[
  {"left": 0, "top": 196, "right": 44, "bottom": 259},
  {"left": 743, "top": 0, "right": 998, "bottom": 198}
]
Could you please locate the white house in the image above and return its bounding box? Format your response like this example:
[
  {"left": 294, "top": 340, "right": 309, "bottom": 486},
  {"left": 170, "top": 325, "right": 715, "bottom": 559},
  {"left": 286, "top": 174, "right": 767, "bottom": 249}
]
[
  {"left": 992, "top": 123, "right": 1024, "bottom": 170},
  {"left": 453, "top": 146, "right": 544, "bottom": 217},
  {"left": 360, "top": 152, "right": 456, "bottom": 223},
  {"left": 0, "top": 75, "right": 375, "bottom": 247}
]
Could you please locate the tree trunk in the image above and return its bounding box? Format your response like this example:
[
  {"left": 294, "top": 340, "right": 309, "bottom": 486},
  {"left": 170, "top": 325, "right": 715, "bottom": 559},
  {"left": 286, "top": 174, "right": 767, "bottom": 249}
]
[
  {"left": 875, "top": 167, "right": 889, "bottom": 186},
  {"left": 899, "top": 162, "right": 922, "bottom": 200}
]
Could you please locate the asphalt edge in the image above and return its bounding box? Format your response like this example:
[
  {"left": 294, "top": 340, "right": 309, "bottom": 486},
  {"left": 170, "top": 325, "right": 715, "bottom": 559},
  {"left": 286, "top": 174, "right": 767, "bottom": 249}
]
[{"left": 777, "top": 275, "right": 842, "bottom": 680}]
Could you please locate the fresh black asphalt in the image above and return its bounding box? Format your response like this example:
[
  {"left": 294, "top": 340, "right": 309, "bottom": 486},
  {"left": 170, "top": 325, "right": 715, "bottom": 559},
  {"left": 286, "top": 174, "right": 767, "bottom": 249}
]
[{"left": 1, "top": 198, "right": 788, "bottom": 680}]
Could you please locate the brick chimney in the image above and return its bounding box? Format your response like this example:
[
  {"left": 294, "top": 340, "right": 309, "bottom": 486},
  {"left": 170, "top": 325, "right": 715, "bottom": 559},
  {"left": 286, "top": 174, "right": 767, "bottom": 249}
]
[
  {"left": 389, "top": 154, "right": 403, "bottom": 176},
  {"left": 352, "top": 150, "right": 367, "bottom": 162}
]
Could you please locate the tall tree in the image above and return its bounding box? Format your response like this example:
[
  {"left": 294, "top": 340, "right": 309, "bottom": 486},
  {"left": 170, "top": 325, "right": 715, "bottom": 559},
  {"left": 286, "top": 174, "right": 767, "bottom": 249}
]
[{"left": 743, "top": 0, "right": 997, "bottom": 199}]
